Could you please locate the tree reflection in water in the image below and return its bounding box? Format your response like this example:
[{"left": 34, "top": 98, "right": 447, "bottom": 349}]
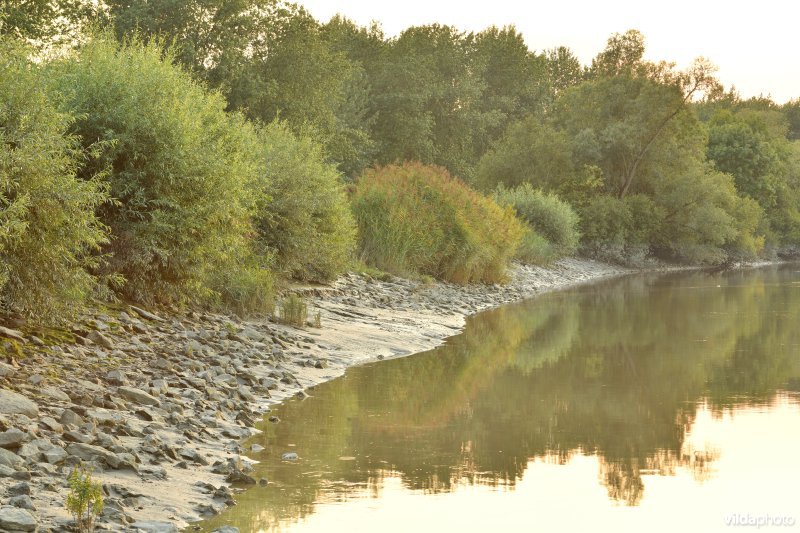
[{"left": 200, "top": 265, "right": 800, "bottom": 531}]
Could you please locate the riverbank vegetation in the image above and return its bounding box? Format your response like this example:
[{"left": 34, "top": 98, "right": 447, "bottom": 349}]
[{"left": 1, "top": 1, "right": 798, "bottom": 323}]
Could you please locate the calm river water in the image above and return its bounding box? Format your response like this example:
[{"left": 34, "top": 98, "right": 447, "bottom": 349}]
[{"left": 200, "top": 265, "right": 800, "bottom": 532}]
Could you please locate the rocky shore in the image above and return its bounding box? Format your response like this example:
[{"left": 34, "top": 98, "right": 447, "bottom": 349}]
[{"left": 0, "top": 258, "right": 634, "bottom": 532}]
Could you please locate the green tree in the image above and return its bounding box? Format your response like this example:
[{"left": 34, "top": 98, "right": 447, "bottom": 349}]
[
  {"left": 253, "top": 121, "right": 356, "bottom": 282},
  {"left": 0, "top": 38, "right": 108, "bottom": 323},
  {"left": 49, "top": 34, "right": 270, "bottom": 307}
]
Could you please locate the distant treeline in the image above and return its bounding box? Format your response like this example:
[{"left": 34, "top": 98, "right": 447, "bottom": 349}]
[{"left": 1, "top": 1, "right": 799, "bottom": 323}]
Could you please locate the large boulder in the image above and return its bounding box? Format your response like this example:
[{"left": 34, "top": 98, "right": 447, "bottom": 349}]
[{"left": 0, "top": 389, "right": 38, "bottom": 417}]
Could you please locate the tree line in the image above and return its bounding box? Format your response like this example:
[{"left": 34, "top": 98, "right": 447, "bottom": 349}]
[{"left": 2, "top": 0, "right": 799, "bottom": 323}]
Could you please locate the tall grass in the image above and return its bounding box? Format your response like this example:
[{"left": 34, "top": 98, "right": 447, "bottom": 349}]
[{"left": 351, "top": 162, "right": 524, "bottom": 283}]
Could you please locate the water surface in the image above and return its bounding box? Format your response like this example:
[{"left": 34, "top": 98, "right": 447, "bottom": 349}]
[{"left": 200, "top": 266, "right": 800, "bottom": 532}]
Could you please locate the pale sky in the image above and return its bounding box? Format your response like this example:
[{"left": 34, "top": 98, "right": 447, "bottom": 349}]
[{"left": 298, "top": 0, "right": 799, "bottom": 104}]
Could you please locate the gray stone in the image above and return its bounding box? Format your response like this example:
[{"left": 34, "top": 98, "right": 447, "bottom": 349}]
[
  {"left": 39, "top": 386, "right": 70, "bottom": 402},
  {"left": 40, "top": 416, "right": 63, "bottom": 433},
  {"left": 66, "top": 443, "right": 122, "bottom": 469},
  {"left": 8, "top": 495, "right": 35, "bottom": 511},
  {"left": 63, "top": 430, "right": 93, "bottom": 444},
  {"left": 0, "top": 390, "right": 38, "bottom": 417},
  {"left": 130, "top": 520, "right": 178, "bottom": 533},
  {"left": 15, "top": 442, "right": 42, "bottom": 462},
  {"left": 0, "top": 448, "right": 23, "bottom": 469},
  {"left": 118, "top": 386, "right": 160, "bottom": 406},
  {"left": 211, "top": 527, "right": 240, "bottom": 533},
  {"left": 129, "top": 306, "right": 165, "bottom": 322},
  {"left": 281, "top": 452, "right": 298, "bottom": 461},
  {"left": 106, "top": 369, "right": 127, "bottom": 385},
  {"left": 0, "top": 362, "right": 16, "bottom": 378},
  {"left": 0, "top": 428, "right": 26, "bottom": 449},
  {"left": 0, "top": 506, "right": 37, "bottom": 532},
  {"left": 59, "top": 408, "right": 84, "bottom": 427},
  {"left": 0, "top": 464, "right": 14, "bottom": 477},
  {"left": 87, "top": 330, "right": 114, "bottom": 349},
  {"left": 0, "top": 326, "right": 25, "bottom": 342},
  {"left": 8, "top": 481, "right": 30, "bottom": 495},
  {"left": 42, "top": 446, "right": 67, "bottom": 464}
]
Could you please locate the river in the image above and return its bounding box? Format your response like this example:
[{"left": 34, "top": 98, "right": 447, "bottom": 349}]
[{"left": 198, "top": 265, "right": 800, "bottom": 532}]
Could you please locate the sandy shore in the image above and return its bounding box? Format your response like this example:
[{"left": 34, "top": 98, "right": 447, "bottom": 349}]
[{"left": 0, "top": 258, "right": 639, "bottom": 532}]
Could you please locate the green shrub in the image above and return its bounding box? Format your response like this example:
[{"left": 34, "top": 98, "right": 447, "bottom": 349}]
[
  {"left": 493, "top": 184, "right": 580, "bottom": 263},
  {"left": 352, "top": 162, "right": 524, "bottom": 283},
  {"left": 278, "top": 294, "right": 309, "bottom": 327},
  {"left": 0, "top": 38, "right": 108, "bottom": 323},
  {"left": 514, "top": 227, "right": 559, "bottom": 265},
  {"left": 49, "top": 34, "right": 266, "bottom": 307},
  {"left": 253, "top": 121, "right": 356, "bottom": 283},
  {"left": 66, "top": 466, "right": 104, "bottom": 532}
]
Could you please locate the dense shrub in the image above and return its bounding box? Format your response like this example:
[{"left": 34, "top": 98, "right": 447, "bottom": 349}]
[
  {"left": 49, "top": 35, "right": 271, "bottom": 307},
  {"left": 493, "top": 184, "right": 580, "bottom": 263},
  {"left": 253, "top": 121, "right": 356, "bottom": 282},
  {"left": 0, "top": 39, "right": 108, "bottom": 322},
  {"left": 351, "top": 162, "right": 524, "bottom": 283}
]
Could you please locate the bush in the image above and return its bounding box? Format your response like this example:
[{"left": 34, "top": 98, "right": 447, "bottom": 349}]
[
  {"left": 253, "top": 121, "right": 356, "bottom": 283},
  {"left": 49, "top": 34, "right": 268, "bottom": 307},
  {"left": 66, "top": 466, "right": 104, "bottom": 532},
  {"left": 0, "top": 38, "right": 108, "bottom": 323},
  {"left": 352, "top": 162, "right": 524, "bottom": 283},
  {"left": 493, "top": 184, "right": 580, "bottom": 263}
]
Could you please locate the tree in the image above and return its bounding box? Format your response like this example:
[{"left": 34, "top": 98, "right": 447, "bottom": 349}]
[{"left": 0, "top": 38, "right": 108, "bottom": 323}]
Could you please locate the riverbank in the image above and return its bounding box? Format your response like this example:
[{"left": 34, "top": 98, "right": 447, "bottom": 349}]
[{"left": 0, "top": 258, "right": 652, "bottom": 532}]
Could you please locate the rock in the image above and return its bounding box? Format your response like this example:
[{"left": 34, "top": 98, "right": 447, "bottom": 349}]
[
  {"left": 129, "top": 306, "right": 165, "bottom": 322},
  {"left": 87, "top": 330, "right": 114, "bottom": 349},
  {"left": 15, "top": 442, "right": 42, "bottom": 462},
  {"left": 63, "top": 430, "right": 94, "bottom": 444},
  {"left": 281, "top": 452, "right": 298, "bottom": 461},
  {"left": 0, "top": 428, "right": 26, "bottom": 449},
  {"left": 0, "top": 390, "right": 38, "bottom": 417},
  {"left": 66, "top": 443, "right": 123, "bottom": 469},
  {"left": 40, "top": 416, "right": 63, "bottom": 433},
  {"left": 268, "top": 415, "right": 280, "bottom": 423},
  {"left": 0, "top": 362, "right": 16, "bottom": 378},
  {"left": 118, "top": 386, "right": 160, "bottom": 407},
  {"left": 250, "top": 444, "right": 264, "bottom": 453},
  {"left": 0, "top": 506, "right": 37, "bottom": 532},
  {"left": 212, "top": 527, "right": 240, "bottom": 533},
  {"left": 42, "top": 446, "right": 68, "bottom": 464},
  {"left": 0, "top": 448, "right": 23, "bottom": 469},
  {"left": 106, "top": 369, "right": 128, "bottom": 386},
  {"left": 40, "top": 386, "right": 70, "bottom": 402},
  {"left": 0, "top": 464, "right": 14, "bottom": 477},
  {"left": 60, "top": 409, "right": 84, "bottom": 427},
  {"left": 8, "top": 481, "right": 30, "bottom": 495},
  {"left": 129, "top": 520, "right": 178, "bottom": 533},
  {"left": 225, "top": 469, "right": 256, "bottom": 484},
  {"left": 259, "top": 478, "right": 268, "bottom": 486},
  {"left": 8, "top": 495, "right": 35, "bottom": 511},
  {"left": 0, "top": 326, "right": 25, "bottom": 342}
]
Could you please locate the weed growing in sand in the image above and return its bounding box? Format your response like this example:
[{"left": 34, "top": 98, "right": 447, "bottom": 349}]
[
  {"left": 278, "top": 294, "right": 308, "bottom": 327},
  {"left": 66, "top": 465, "right": 104, "bottom": 532}
]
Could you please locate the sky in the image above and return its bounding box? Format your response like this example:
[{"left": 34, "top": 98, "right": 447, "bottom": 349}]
[{"left": 297, "top": 0, "right": 798, "bottom": 104}]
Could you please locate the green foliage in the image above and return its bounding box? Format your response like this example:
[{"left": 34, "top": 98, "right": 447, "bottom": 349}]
[
  {"left": 474, "top": 117, "right": 574, "bottom": 192},
  {"left": 352, "top": 162, "right": 524, "bottom": 283},
  {"left": 493, "top": 184, "right": 580, "bottom": 264},
  {"left": 278, "top": 294, "right": 308, "bottom": 327},
  {"left": 253, "top": 121, "right": 356, "bottom": 283},
  {"left": 49, "top": 34, "right": 268, "bottom": 307},
  {"left": 0, "top": 38, "right": 109, "bottom": 323},
  {"left": 66, "top": 466, "right": 104, "bottom": 532}
]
